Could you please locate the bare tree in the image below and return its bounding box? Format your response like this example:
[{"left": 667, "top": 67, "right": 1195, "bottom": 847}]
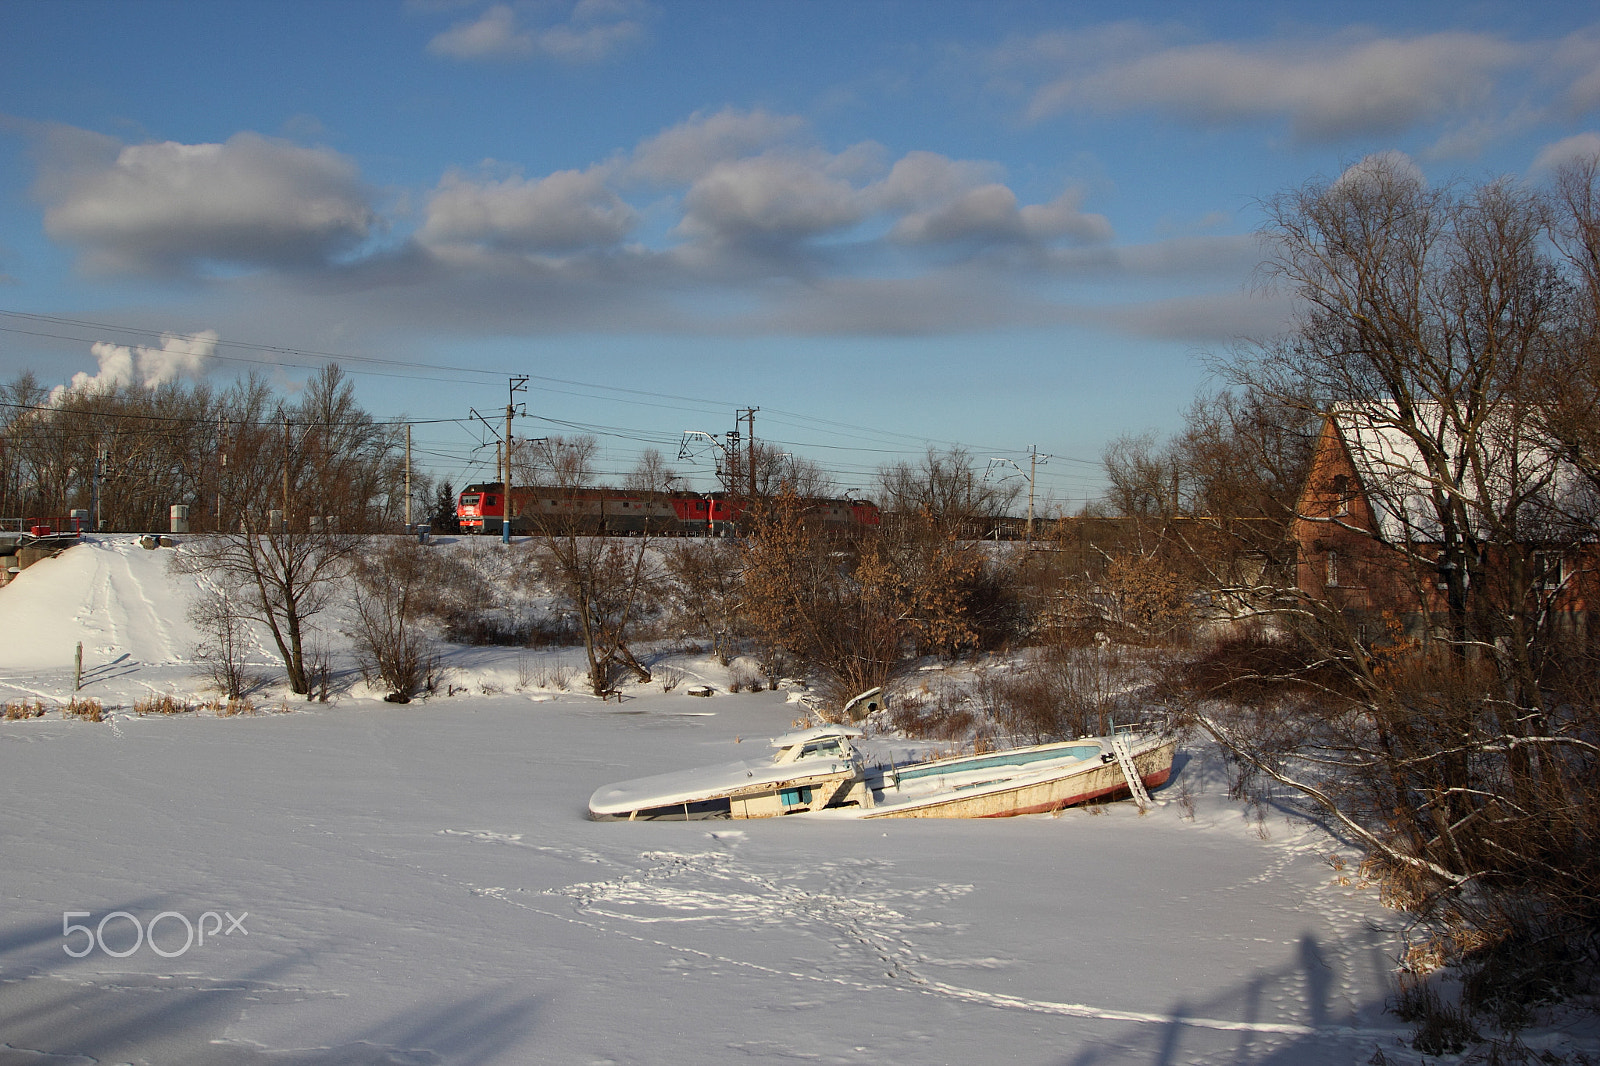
[
  {"left": 622, "top": 447, "right": 678, "bottom": 497},
  {"left": 1183, "top": 155, "right": 1600, "bottom": 1020},
  {"left": 663, "top": 538, "right": 745, "bottom": 664},
  {"left": 187, "top": 582, "right": 258, "bottom": 699},
  {"left": 348, "top": 540, "right": 439, "bottom": 702},
  {"left": 876, "top": 446, "right": 1020, "bottom": 537},
  {"left": 741, "top": 486, "right": 903, "bottom": 710},
  {"left": 172, "top": 521, "right": 360, "bottom": 695},
  {"left": 1537, "top": 154, "right": 1600, "bottom": 496},
  {"left": 521, "top": 436, "right": 661, "bottom": 696}
]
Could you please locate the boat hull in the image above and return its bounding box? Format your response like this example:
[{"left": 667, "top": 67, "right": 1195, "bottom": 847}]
[
  {"left": 586, "top": 728, "right": 1178, "bottom": 822},
  {"left": 855, "top": 737, "right": 1176, "bottom": 819}
]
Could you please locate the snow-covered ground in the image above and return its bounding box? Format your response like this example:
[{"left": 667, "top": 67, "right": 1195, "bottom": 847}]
[{"left": 1, "top": 536, "right": 1427, "bottom": 1063}]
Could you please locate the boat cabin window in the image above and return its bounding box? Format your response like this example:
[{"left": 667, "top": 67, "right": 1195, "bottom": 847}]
[{"left": 797, "top": 738, "right": 845, "bottom": 759}]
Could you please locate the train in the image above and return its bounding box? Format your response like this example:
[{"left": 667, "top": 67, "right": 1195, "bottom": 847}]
[{"left": 456, "top": 484, "right": 880, "bottom": 536}]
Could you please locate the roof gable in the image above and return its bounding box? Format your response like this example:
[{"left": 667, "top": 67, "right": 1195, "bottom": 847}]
[{"left": 1322, "top": 403, "right": 1591, "bottom": 543}]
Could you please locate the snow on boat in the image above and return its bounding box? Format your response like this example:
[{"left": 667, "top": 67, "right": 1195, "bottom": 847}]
[
  {"left": 588, "top": 725, "right": 875, "bottom": 821},
  {"left": 587, "top": 724, "right": 1176, "bottom": 821}
]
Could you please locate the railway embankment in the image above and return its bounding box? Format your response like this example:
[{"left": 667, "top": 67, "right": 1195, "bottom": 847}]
[{"left": 0, "top": 533, "right": 80, "bottom": 587}]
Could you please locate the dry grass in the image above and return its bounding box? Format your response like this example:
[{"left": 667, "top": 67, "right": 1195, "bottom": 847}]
[
  {"left": 64, "top": 697, "right": 104, "bottom": 721},
  {"left": 3, "top": 699, "right": 47, "bottom": 720},
  {"left": 134, "top": 694, "right": 193, "bottom": 716},
  {"left": 532, "top": 663, "right": 574, "bottom": 692},
  {"left": 885, "top": 685, "right": 977, "bottom": 741}
]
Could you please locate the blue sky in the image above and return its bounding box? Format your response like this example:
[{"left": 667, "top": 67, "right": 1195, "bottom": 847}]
[{"left": 2, "top": 0, "right": 1597, "bottom": 507}]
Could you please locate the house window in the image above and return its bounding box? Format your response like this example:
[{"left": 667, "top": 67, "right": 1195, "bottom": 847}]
[
  {"left": 1326, "top": 549, "right": 1339, "bottom": 587},
  {"left": 1330, "top": 474, "right": 1350, "bottom": 517},
  {"left": 1533, "top": 551, "right": 1564, "bottom": 591}
]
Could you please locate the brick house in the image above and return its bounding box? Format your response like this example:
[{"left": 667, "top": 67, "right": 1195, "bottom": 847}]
[{"left": 1292, "top": 404, "right": 1596, "bottom": 641}]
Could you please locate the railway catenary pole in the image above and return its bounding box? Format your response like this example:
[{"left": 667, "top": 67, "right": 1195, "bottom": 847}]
[
  {"left": 503, "top": 376, "right": 528, "bottom": 544},
  {"left": 1024, "top": 445, "right": 1049, "bottom": 545},
  {"left": 1028, "top": 444, "right": 1037, "bottom": 544},
  {"left": 282, "top": 414, "right": 290, "bottom": 534},
  {"left": 738, "top": 407, "right": 758, "bottom": 501}
]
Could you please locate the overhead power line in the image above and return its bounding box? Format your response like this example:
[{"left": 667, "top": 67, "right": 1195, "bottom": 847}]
[{"left": 0, "top": 306, "right": 1112, "bottom": 482}]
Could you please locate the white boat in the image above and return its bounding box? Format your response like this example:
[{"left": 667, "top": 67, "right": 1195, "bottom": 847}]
[{"left": 587, "top": 725, "right": 1176, "bottom": 821}]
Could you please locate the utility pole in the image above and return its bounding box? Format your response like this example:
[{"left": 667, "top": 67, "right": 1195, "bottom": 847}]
[
  {"left": 737, "top": 407, "right": 759, "bottom": 500},
  {"left": 503, "top": 376, "right": 528, "bottom": 544},
  {"left": 282, "top": 414, "right": 291, "bottom": 534},
  {"left": 404, "top": 423, "right": 412, "bottom": 530},
  {"left": 92, "top": 445, "right": 104, "bottom": 533},
  {"left": 1026, "top": 444, "right": 1047, "bottom": 544},
  {"left": 985, "top": 446, "right": 1050, "bottom": 545}
]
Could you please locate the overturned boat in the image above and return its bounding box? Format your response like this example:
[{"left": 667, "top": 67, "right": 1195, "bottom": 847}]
[{"left": 587, "top": 724, "right": 1176, "bottom": 821}]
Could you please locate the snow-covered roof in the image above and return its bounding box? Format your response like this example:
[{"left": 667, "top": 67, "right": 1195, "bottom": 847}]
[{"left": 1327, "top": 403, "right": 1592, "bottom": 544}]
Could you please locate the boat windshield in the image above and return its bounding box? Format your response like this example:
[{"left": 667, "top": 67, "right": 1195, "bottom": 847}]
[{"left": 781, "top": 737, "right": 849, "bottom": 762}]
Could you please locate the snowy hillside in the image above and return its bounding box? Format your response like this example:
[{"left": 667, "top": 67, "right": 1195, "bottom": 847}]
[{"left": 0, "top": 536, "right": 1468, "bottom": 1063}]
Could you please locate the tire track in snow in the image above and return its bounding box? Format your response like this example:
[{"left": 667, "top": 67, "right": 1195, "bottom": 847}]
[
  {"left": 109, "top": 542, "right": 180, "bottom": 664},
  {"left": 78, "top": 540, "right": 117, "bottom": 653}
]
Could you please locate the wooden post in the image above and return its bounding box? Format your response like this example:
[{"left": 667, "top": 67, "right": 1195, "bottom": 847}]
[{"left": 74, "top": 642, "right": 82, "bottom": 692}]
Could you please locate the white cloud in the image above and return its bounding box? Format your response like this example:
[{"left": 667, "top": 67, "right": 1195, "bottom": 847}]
[
  {"left": 1553, "top": 28, "right": 1600, "bottom": 115},
  {"left": 1019, "top": 188, "right": 1113, "bottom": 244},
  {"left": 890, "top": 182, "right": 1111, "bottom": 247},
  {"left": 427, "top": 5, "right": 532, "bottom": 60},
  {"left": 678, "top": 154, "right": 864, "bottom": 244},
  {"left": 427, "top": 0, "right": 648, "bottom": 64},
  {"left": 1020, "top": 29, "right": 1526, "bottom": 141},
  {"left": 1076, "top": 291, "right": 1294, "bottom": 343},
  {"left": 871, "top": 151, "right": 1001, "bottom": 212},
  {"left": 1330, "top": 150, "right": 1427, "bottom": 194},
  {"left": 51, "top": 331, "right": 219, "bottom": 402},
  {"left": 419, "top": 165, "right": 637, "bottom": 253},
  {"left": 893, "top": 184, "right": 1026, "bottom": 244},
  {"left": 40, "top": 132, "right": 376, "bottom": 276},
  {"left": 538, "top": 0, "right": 647, "bottom": 63},
  {"left": 630, "top": 108, "right": 811, "bottom": 185},
  {"left": 1531, "top": 132, "right": 1600, "bottom": 173}
]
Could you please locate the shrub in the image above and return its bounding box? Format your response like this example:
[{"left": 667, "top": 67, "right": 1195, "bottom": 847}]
[
  {"left": 1389, "top": 975, "right": 1477, "bottom": 1056},
  {"left": 348, "top": 541, "right": 440, "bottom": 703},
  {"left": 533, "top": 663, "right": 575, "bottom": 691},
  {"left": 64, "top": 697, "right": 104, "bottom": 721},
  {"left": 188, "top": 584, "right": 259, "bottom": 699},
  {"left": 134, "top": 695, "right": 192, "bottom": 716},
  {"left": 885, "top": 686, "right": 977, "bottom": 741},
  {"left": 3, "top": 699, "right": 47, "bottom": 720}
]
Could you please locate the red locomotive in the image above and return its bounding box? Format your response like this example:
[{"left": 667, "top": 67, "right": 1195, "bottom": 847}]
[{"left": 456, "top": 484, "right": 879, "bottom": 536}]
